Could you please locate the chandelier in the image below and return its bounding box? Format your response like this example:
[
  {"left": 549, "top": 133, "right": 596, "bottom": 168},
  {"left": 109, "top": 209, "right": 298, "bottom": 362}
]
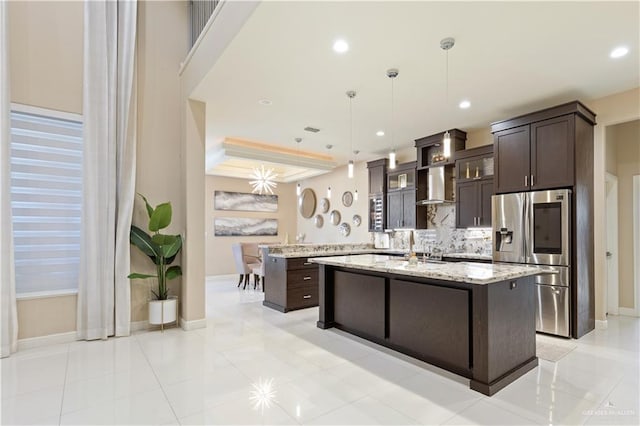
[{"left": 249, "top": 165, "right": 277, "bottom": 194}]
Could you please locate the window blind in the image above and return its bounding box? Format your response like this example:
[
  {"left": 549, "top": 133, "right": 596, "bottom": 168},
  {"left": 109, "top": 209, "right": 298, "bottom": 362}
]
[{"left": 10, "top": 108, "right": 83, "bottom": 294}]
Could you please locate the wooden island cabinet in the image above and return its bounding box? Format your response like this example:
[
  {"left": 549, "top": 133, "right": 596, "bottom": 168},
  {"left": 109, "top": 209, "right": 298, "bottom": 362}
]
[{"left": 314, "top": 255, "right": 542, "bottom": 395}]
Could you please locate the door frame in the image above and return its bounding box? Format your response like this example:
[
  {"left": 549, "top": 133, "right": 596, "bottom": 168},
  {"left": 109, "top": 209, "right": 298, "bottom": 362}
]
[
  {"left": 633, "top": 175, "right": 640, "bottom": 316},
  {"left": 605, "top": 173, "right": 619, "bottom": 315}
]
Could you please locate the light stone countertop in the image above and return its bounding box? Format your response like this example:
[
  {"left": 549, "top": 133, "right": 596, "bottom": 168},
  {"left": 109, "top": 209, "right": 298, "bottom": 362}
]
[
  {"left": 266, "top": 248, "right": 408, "bottom": 259},
  {"left": 442, "top": 252, "right": 493, "bottom": 261},
  {"left": 310, "top": 254, "right": 549, "bottom": 285}
]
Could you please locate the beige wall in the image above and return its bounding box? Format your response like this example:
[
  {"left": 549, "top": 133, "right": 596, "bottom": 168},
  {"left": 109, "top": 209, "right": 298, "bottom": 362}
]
[
  {"left": 586, "top": 87, "right": 640, "bottom": 320},
  {"left": 132, "top": 0, "right": 190, "bottom": 322},
  {"left": 206, "top": 175, "right": 297, "bottom": 275},
  {"left": 297, "top": 162, "right": 369, "bottom": 244},
  {"left": 607, "top": 120, "right": 640, "bottom": 310},
  {"left": 8, "top": 0, "right": 82, "bottom": 339},
  {"left": 9, "top": 1, "right": 83, "bottom": 114},
  {"left": 605, "top": 127, "right": 618, "bottom": 175},
  {"left": 10, "top": 0, "right": 191, "bottom": 337}
]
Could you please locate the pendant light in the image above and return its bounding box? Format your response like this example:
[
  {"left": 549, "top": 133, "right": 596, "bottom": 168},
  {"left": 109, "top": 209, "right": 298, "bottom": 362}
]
[
  {"left": 346, "top": 90, "right": 356, "bottom": 179},
  {"left": 295, "top": 137, "right": 302, "bottom": 196},
  {"left": 387, "top": 68, "right": 399, "bottom": 169},
  {"left": 353, "top": 149, "right": 360, "bottom": 201},
  {"left": 441, "top": 37, "right": 455, "bottom": 159},
  {"left": 326, "top": 144, "right": 332, "bottom": 198}
]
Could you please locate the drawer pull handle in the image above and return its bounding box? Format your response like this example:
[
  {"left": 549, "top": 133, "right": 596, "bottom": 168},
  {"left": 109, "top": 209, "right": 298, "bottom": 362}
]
[
  {"left": 303, "top": 295, "right": 311, "bottom": 299},
  {"left": 303, "top": 276, "right": 312, "bottom": 281},
  {"left": 303, "top": 262, "right": 312, "bottom": 266}
]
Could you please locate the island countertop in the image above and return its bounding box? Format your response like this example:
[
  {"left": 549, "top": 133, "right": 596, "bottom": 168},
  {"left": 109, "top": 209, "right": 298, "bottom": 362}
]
[{"left": 310, "top": 254, "right": 547, "bottom": 285}]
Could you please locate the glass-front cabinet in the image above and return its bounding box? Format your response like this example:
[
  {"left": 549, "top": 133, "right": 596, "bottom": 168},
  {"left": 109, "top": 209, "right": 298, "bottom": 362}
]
[
  {"left": 387, "top": 167, "right": 415, "bottom": 191},
  {"left": 456, "top": 148, "right": 494, "bottom": 182},
  {"left": 455, "top": 145, "right": 494, "bottom": 228}
]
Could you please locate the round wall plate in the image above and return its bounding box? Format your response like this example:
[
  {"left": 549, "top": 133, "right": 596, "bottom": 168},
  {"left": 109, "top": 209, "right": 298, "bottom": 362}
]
[
  {"left": 338, "top": 222, "right": 351, "bottom": 237},
  {"left": 352, "top": 214, "right": 362, "bottom": 227},
  {"left": 330, "top": 210, "right": 341, "bottom": 226},
  {"left": 342, "top": 191, "right": 353, "bottom": 207},
  {"left": 314, "top": 214, "right": 324, "bottom": 228},
  {"left": 319, "top": 197, "right": 330, "bottom": 213}
]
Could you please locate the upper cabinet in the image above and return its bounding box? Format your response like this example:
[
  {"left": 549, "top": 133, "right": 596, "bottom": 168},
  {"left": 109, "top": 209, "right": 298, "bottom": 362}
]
[
  {"left": 491, "top": 101, "right": 596, "bottom": 194},
  {"left": 415, "top": 129, "right": 467, "bottom": 170},
  {"left": 455, "top": 145, "right": 494, "bottom": 228},
  {"left": 367, "top": 159, "right": 388, "bottom": 195},
  {"left": 386, "top": 161, "right": 421, "bottom": 229},
  {"left": 367, "top": 159, "right": 388, "bottom": 232}
]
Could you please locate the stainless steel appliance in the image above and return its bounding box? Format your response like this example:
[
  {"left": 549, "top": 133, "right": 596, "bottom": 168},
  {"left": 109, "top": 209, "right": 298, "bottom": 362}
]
[{"left": 492, "top": 189, "right": 572, "bottom": 337}]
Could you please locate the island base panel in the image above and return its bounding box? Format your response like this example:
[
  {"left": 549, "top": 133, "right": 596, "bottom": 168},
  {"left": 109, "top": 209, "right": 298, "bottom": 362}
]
[{"left": 470, "top": 357, "right": 538, "bottom": 396}]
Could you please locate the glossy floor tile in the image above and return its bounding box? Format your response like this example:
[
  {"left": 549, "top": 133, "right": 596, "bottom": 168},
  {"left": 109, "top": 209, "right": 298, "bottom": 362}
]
[{"left": 1, "top": 275, "right": 638, "bottom": 425}]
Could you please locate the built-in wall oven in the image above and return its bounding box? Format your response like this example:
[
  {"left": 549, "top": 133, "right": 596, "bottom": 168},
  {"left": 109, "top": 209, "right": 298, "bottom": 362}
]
[{"left": 492, "top": 189, "right": 571, "bottom": 337}]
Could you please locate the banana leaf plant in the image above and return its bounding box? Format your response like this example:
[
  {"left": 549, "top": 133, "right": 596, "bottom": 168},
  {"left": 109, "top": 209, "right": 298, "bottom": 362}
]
[{"left": 128, "top": 194, "right": 182, "bottom": 300}]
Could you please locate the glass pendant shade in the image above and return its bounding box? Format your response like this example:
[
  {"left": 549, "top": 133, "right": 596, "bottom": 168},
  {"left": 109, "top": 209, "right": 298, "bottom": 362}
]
[
  {"left": 327, "top": 186, "right": 332, "bottom": 198},
  {"left": 296, "top": 183, "right": 301, "bottom": 196},
  {"left": 443, "top": 131, "right": 451, "bottom": 158},
  {"left": 354, "top": 189, "right": 358, "bottom": 201},
  {"left": 348, "top": 160, "right": 354, "bottom": 178},
  {"left": 389, "top": 150, "right": 397, "bottom": 169}
]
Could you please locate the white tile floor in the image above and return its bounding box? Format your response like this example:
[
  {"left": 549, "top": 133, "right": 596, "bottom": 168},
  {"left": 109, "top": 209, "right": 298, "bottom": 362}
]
[{"left": 1, "top": 275, "right": 639, "bottom": 425}]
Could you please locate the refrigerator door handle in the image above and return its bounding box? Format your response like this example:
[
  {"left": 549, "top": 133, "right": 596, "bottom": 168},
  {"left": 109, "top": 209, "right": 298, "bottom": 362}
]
[{"left": 523, "top": 192, "right": 531, "bottom": 263}]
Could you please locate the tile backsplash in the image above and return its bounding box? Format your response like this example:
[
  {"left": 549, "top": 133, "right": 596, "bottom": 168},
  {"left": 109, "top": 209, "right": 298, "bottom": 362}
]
[{"left": 378, "top": 204, "right": 493, "bottom": 255}]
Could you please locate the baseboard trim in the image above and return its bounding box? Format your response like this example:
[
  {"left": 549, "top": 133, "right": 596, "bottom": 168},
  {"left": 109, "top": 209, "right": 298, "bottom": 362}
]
[
  {"left": 595, "top": 320, "right": 608, "bottom": 330},
  {"left": 618, "top": 307, "right": 639, "bottom": 317},
  {"left": 180, "top": 317, "right": 207, "bottom": 331},
  {"left": 207, "top": 274, "right": 237, "bottom": 282},
  {"left": 18, "top": 331, "right": 76, "bottom": 350},
  {"left": 130, "top": 320, "right": 149, "bottom": 332}
]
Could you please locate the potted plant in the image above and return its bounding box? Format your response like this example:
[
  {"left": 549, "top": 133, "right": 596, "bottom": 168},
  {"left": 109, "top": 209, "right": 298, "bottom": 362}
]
[{"left": 128, "top": 194, "right": 182, "bottom": 327}]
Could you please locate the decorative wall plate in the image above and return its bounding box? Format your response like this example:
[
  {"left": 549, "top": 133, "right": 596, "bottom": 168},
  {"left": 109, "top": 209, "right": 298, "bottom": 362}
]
[
  {"left": 314, "top": 214, "right": 324, "bottom": 228},
  {"left": 298, "top": 188, "right": 316, "bottom": 218},
  {"left": 342, "top": 191, "right": 353, "bottom": 207},
  {"left": 352, "top": 214, "right": 362, "bottom": 227},
  {"left": 329, "top": 210, "right": 341, "bottom": 226},
  {"left": 338, "top": 222, "right": 351, "bottom": 237},
  {"left": 319, "top": 197, "right": 330, "bottom": 213}
]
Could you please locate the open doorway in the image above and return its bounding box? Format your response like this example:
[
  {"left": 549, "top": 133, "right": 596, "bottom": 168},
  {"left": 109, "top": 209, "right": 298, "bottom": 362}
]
[
  {"left": 605, "top": 173, "right": 619, "bottom": 316},
  {"left": 605, "top": 119, "right": 640, "bottom": 318}
]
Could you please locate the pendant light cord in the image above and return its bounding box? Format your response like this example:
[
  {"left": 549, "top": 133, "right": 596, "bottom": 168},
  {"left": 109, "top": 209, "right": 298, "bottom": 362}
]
[{"left": 391, "top": 76, "right": 395, "bottom": 148}]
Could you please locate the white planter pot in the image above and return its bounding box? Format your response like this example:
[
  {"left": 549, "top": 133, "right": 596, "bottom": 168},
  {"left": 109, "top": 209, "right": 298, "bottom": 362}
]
[{"left": 149, "top": 297, "right": 178, "bottom": 325}]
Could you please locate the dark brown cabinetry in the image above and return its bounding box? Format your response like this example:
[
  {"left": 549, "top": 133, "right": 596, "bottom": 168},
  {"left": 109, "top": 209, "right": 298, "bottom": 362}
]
[
  {"left": 389, "top": 279, "right": 470, "bottom": 373},
  {"left": 263, "top": 256, "right": 318, "bottom": 312},
  {"left": 367, "top": 159, "right": 388, "bottom": 232},
  {"left": 491, "top": 100, "right": 597, "bottom": 339},
  {"left": 333, "top": 271, "right": 386, "bottom": 340},
  {"left": 386, "top": 161, "right": 420, "bottom": 229},
  {"left": 455, "top": 145, "right": 494, "bottom": 228},
  {"left": 492, "top": 103, "right": 593, "bottom": 194}
]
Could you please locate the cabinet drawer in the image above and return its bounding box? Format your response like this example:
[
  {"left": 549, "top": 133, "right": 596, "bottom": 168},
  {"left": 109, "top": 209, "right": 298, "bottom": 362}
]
[
  {"left": 287, "top": 269, "right": 318, "bottom": 288},
  {"left": 287, "top": 285, "right": 318, "bottom": 309},
  {"left": 287, "top": 257, "right": 317, "bottom": 270}
]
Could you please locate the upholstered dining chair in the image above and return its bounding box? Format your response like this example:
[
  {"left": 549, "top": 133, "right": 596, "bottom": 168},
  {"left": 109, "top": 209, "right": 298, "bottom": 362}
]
[{"left": 231, "top": 242, "right": 262, "bottom": 289}]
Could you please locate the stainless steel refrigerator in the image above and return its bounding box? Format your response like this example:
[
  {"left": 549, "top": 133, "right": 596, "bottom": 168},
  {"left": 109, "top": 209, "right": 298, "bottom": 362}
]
[{"left": 492, "top": 189, "right": 572, "bottom": 337}]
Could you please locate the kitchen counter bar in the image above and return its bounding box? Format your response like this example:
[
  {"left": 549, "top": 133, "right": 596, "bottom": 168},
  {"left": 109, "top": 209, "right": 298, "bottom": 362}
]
[
  {"left": 311, "top": 254, "right": 543, "bottom": 285},
  {"left": 312, "top": 254, "right": 540, "bottom": 396}
]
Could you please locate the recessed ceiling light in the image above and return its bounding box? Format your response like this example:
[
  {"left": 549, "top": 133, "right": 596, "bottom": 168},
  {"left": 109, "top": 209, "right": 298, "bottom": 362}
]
[
  {"left": 459, "top": 100, "right": 471, "bottom": 109},
  {"left": 333, "top": 39, "right": 349, "bottom": 53},
  {"left": 376, "top": 130, "right": 385, "bottom": 136},
  {"left": 258, "top": 99, "right": 272, "bottom": 106},
  {"left": 610, "top": 46, "right": 629, "bottom": 58}
]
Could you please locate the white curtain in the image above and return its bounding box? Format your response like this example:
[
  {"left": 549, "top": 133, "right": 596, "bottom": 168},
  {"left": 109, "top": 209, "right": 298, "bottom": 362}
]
[
  {"left": 1, "top": 0, "right": 19, "bottom": 357},
  {"left": 77, "top": 0, "right": 137, "bottom": 340}
]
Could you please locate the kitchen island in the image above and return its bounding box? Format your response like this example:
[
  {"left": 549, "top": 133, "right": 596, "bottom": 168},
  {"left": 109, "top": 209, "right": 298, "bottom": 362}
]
[{"left": 311, "top": 254, "right": 545, "bottom": 396}]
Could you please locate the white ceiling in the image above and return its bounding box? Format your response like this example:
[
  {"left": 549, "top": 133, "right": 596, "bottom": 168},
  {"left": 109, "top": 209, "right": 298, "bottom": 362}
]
[{"left": 193, "top": 0, "right": 639, "bottom": 174}]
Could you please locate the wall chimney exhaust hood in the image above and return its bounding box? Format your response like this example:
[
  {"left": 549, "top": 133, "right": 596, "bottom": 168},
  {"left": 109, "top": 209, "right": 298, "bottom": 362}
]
[{"left": 416, "top": 166, "right": 454, "bottom": 205}]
